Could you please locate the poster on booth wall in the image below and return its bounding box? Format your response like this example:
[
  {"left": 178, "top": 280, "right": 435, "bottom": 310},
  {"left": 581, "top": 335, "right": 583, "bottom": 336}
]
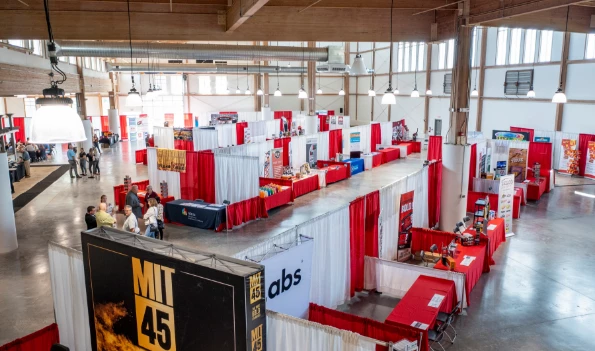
[
  {"left": 128, "top": 117, "right": 137, "bottom": 142},
  {"left": 350, "top": 132, "right": 361, "bottom": 152},
  {"left": 585, "top": 141, "right": 595, "bottom": 179},
  {"left": 272, "top": 148, "right": 283, "bottom": 178},
  {"left": 137, "top": 114, "right": 149, "bottom": 140},
  {"left": 492, "top": 130, "right": 531, "bottom": 141},
  {"left": 498, "top": 174, "right": 515, "bottom": 234},
  {"left": 81, "top": 230, "right": 266, "bottom": 351},
  {"left": 244, "top": 127, "right": 252, "bottom": 144},
  {"left": 306, "top": 138, "right": 318, "bottom": 168},
  {"left": 534, "top": 136, "right": 551, "bottom": 143},
  {"left": 392, "top": 120, "right": 407, "bottom": 142},
  {"left": 173, "top": 128, "right": 193, "bottom": 141},
  {"left": 338, "top": 116, "right": 344, "bottom": 126},
  {"left": 157, "top": 148, "right": 187, "bottom": 173},
  {"left": 263, "top": 150, "right": 271, "bottom": 177},
  {"left": 397, "top": 191, "right": 414, "bottom": 262},
  {"left": 507, "top": 148, "right": 528, "bottom": 182},
  {"left": 261, "top": 240, "right": 313, "bottom": 319},
  {"left": 164, "top": 113, "right": 175, "bottom": 127},
  {"left": 210, "top": 113, "right": 239, "bottom": 125},
  {"left": 558, "top": 139, "right": 578, "bottom": 174}
]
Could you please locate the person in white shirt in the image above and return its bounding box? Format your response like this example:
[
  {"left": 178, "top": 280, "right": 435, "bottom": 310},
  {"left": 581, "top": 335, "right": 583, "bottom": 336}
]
[
  {"left": 143, "top": 198, "right": 159, "bottom": 238},
  {"left": 122, "top": 205, "right": 140, "bottom": 234}
]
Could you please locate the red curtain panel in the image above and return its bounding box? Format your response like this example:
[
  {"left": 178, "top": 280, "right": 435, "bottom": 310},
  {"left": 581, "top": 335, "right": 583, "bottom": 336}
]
[
  {"left": 427, "top": 136, "right": 443, "bottom": 161},
  {"left": 510, "top": 126, "right": 534, "bottom": 142},
  {"left": 328, "top": 129, "right": 343, "bottom": 159},
  {"left": 12, "top": 117, "right": 25, "bottom": 143},
  {"left": 364, "top": 190, "right": 380, "bottom": 258},
  {"left": 370, "top": 123, "right": 381, "bottom": 152},
  {"left": 197, "top": 151, "right": 216, "bottom": 203},
  {"left": 349, "top": 197, "right": 365, "bottom": 296},
  {"left": 410, "top": 227, "right": 456, "bottom": 253},
  {"left": 119, "top": 115, "right": 128, "bottom": 139},
  {"left": 180, "top": 151, "right": 199, "bottom": 200},
  {"left": 427, "top": 161, "right": 442, "bottom": 228},
  {"left": 183, "top": 113, "right": 193, "bottom": 128},
  {"left": 236, "top": 122, "right": 248, "bottom": 145},
  {"left": 578, "top": 134, "right": 595, "bottom": 176},
  {"left": 0, "top": 323, "right": 59, "bottom": 351},
  {"left": 318, "top": 115, "right": 329, "bottom": 132},
  {"left": 100, "top": 115, "right": 109, "bottom": 132},
  {"left": 174, "top": 140, "right": 194, "bottom": 151},
  {"left": 274, "top": 111, "right": 293, "bottom": 132},
  {"left": 468, "top": 143, "right": 477, "bottom": 191},
  {"left": 273, "top": 137, "right": 291, "bottom": 166}
]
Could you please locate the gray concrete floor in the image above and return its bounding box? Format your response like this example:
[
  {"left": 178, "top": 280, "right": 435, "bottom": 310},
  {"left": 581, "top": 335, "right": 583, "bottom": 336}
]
[{"left": 1, "top": 142, "right": 595, "bottom": 351}]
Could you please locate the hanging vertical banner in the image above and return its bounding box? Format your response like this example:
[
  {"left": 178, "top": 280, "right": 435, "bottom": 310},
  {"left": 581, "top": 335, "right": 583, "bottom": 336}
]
[
  {"left": 507, "top": 148, "right": 528, "bottom": 182},
  {"left": 183, "top": 113, "right": 193, "bottom": 128},
  {"left": 128, "top": 117, "right": 137, "bottom": 142},
  {"left": 585, "top": 141, "right": 595, "bottom": 179},
  {"left": 498, "top": 174, "right": 515, "bottom": 234},
  {"left": 350, "top": 132, "right": 361, "bottom": 152},
  {"left": 306, "top": 137, "right": 318, "bottom": 168},
  {"left": 138, "top": 114, "right": 149, "bottom": 140},
  {"left": 397, "top": 191, "right": 414, "bottom": 262},
  {"left": 559, "top": 139, "right": 578, "bottom": 174},
  {"left": 260, "top": 240, "right": 314, "bottom": 319},
  {"left": 81, "top": 230, "right": 266, "bottom": 351},
  {"left": 272, "top": 148, "right": 283, "bottom": 178}
]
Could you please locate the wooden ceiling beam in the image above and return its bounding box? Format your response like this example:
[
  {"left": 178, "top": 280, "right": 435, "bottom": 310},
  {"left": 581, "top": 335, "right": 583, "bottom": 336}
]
[
  {"left": 266, "top": 0, "right": 460, "bottom": 10},
  {"left": 226, "top": 0, "right": 271, "bottom": 32},
  {"left": 485, "top": 5, "right": 595, "bottom": 33},
  {"left": 469, "top": 0, "right": 589, "bottom": 24}
]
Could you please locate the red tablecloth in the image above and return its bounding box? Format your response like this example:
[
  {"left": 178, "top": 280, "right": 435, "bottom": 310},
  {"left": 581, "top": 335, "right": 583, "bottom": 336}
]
[
  {"left": 392, "top": 140, "right": 421, "bottom": 153},
  {"left": 385, "top": 275, "right": 457, "bottom": 351},
  {"left": 526, "top": 177, "right": 547, "bottom": 201},
  {"left": 258, "top": 188, "right": 292, "bottom": 218},
  {"left": 434, "top": 243, "right": 488, "bottom": 306},
  {"left": 378, "top": 148, "right": 401, "bottom": 164},
  {"left": 319, "top": 165, "right": 350, "bottom": 184},
  {"left": 293, "top": 174, "right": 320, "bottom": 198},
  {"left": 135, "top": 149, "right": 147, "bottom": 165},
  {"left": 113, "top": 185, "right": 125, "bottom": 208},
  {"left": 466, "top": 191, "right": 521, "bottom": 219},
  {"left": 462, "top": 218, "right": 506, "bottom": 266},
  {"left": 372, "top": 153, "right": 383, "bottom": 168}
]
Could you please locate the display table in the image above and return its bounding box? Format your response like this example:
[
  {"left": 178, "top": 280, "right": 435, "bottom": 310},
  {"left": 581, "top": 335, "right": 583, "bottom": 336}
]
[
  {"left": 378, "top": 147, "right": 401, "bottom": 164},
  {"left": 362, "top": 153, "right": 382, "bottom": 170},
  {"left": 316, "top": 160, "right": 350, "bottom": 185},
  {"left": 258, "top": 188, "right": 292, "bottom": 218},
  {"left": 135, "top": 149, "right": 148, "bottom": 165},
  {"left": 526, "top": 177, "right": 547, "bottom": 201},
  {"left": 393, "top": 140, "right": 421, "bottom": 153},
  {"left": 462, "top": 218, "right": 506, "bottom": 266},
  {"left": 385, "top": 275, "right": 458, "bottom": 351},
  {"left": 466, "top": 191, "right": 521, "bottom": 219},
  {"left": 165, "top": 199, "right": 226, "bottom": 230},
  {"left": 343, "top": 158, "right": 364, "bottom": 175},
  {"left": 434, "top": 243, "right": 488, "bottom": 305},
  {"left": 293, "top": 174, "right": 320, "bottom": 198}
]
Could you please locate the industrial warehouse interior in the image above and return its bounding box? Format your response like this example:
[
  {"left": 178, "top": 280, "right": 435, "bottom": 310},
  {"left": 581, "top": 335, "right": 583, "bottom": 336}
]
[{"left": 1, "top": 0, "right": 595, "bottom": 350}]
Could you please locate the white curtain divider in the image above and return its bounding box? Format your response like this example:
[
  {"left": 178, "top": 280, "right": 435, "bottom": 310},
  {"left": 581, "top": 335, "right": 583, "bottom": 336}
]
[
  {"left": 248, "top": 121, "right": 267, "bottom": 138},
  {"left": 379, "top": 177, "right": 407, "bottom": 261},
  {"left": 296, "top": 205, "right": 350, "bottom": 309},
  {"left": 342, "top": 125, "right": 371, "bottom": 155},
  {"left": 153, "top": 126, "right": 174, "bottom": 149},
  {"left": 266, "top": 119, "right": 280, "bottom": 139},
  {"left": 48, "top": 243, "right": 92, "bottom": 351},
  {"left": 267, "top": 310, "right": 378, "bottom": 351},
  {"left": 407, "top": 167, "right": 429, "bottom": 228},
  {"left": 364, "top": 256, "right": 467, "bottom": 308},
  {"left": 215, "top": 124, "right": 237, "bottom": 147},
  {"left": 215, "top": 154, "right": 259, "bottom": 203},
  {"left": 147, "top": 147, "right": 181, "bottom": 199},
  {"left": 317, "top": 131, "right": 330, "bottom": 161},
  {"left": 291, "top": 135, "right": 308, "bottom": 170},
  {"left": 194, "top": 128, "right": 219, "bottom": 151},
  {"left": 380, "top": 122, "right": 393, "bottom": 145},
  {"left": 487, "top": 139, "right": 511, "bottom": 173},
  {"left": 233, "top": 228, "right": 297, "bottom": 260}
]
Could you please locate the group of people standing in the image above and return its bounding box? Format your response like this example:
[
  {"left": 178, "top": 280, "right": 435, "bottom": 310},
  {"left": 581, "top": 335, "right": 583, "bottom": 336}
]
[
  {"left": 84, "top": 185, "right": 165, "bottom": 240},
  {"left": 67, "top": 145, "right": 100, "bottom": 179}
]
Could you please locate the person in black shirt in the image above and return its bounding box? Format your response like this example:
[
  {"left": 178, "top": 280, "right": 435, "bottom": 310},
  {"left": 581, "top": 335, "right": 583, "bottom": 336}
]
[
  {"left": 87, "top": 148, "right": 95, "bottom": 178},
  {"left": 85, "top": 206, "right": 97, "bottom": 230}
]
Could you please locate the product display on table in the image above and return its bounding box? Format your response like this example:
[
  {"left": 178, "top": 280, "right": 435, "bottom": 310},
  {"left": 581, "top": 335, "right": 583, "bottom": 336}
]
[
  {"left": 123, "top": 175, "right": 131, "bottom": 192},
  {"left": 160, "top": 180, "right": 169, "bottom": 198},
  {"left": 259, "top": 184, "right": 289, "bottom": 197}
]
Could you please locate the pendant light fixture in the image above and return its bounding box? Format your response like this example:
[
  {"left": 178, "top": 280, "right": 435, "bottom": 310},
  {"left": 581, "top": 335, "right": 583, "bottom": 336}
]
[
  {"left": 144, "top": 43, "right": 155, "bottom": 101},
  {"left": 368, "top": 74, "right": 376, "bottom": 96},
  {"left": 382, "top": 0, "right": 396, "bottom": 105},
  {"left": 553, "top": 7, "right": 570, "bottom": 104},
  {"left": 245, "top": 63, "right": 251, "bottom": 95},
  {"left": 235, "top": 55, "right": 241, "bottom": 94},
  {"left": 471, "top": 28, "right": 480, "bottom": 97},
  {"left": 350, "top": 54, "right": 368, "bottom": 76},
  {"left": 338, "top": 80, "right": 346, "bottom": 96},
  {"left": 256, "top": 59, "right": 264, "bottom": 96},
  {"left": 125, "top": 0, "right": 142, "bottom": 107},
  {"left": 410, "top": 49, "right": 420, "bottom": 98},
  {"left": 29, "top": 0, "right": 86, "bottom": 143},
  {"left": 298, "top": 47, "right": 308, "bottom": 99},
  {"left": 274, "top": 58, "right": 282, "bottom": 97}
]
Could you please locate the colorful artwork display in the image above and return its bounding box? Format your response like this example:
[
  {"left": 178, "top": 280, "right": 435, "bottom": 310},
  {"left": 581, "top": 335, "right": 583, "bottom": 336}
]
[{"left": 507, "top": 148, "right": 528, "bottom": 182}]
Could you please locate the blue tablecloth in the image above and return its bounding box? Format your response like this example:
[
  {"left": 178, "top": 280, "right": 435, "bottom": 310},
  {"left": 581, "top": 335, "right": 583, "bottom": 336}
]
[
  {"left": 165, "top": 199, "right": 227, "bottom": 230},
  {"left": 343, "top": 158, "right": 364, "bottom": 176}
]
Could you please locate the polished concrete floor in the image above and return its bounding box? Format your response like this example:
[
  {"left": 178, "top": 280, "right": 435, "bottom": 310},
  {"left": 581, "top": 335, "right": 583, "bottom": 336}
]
[{"left": 1, "top": 142, "right": 595, "bottom": 351}]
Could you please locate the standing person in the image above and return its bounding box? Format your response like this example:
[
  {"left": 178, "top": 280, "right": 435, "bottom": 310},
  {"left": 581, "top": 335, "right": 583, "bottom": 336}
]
[
  {"left": 20, "top": 147, "right": 31, "bottom": 178},
  {"left": 79, "top": 148, "right": 88, "bottom": 176},
  {"left": 143, "top": 198, "right": 159, "bottom": 238},
  {"left": 95, "top": 203, "right": 116, "bottom": 228},
  {"left": 93, "top": 135, "right": 101, "bottom": 154},
  {"left": 87, "top": 148, "right": 95, "bottom": 178},
  {"left": 126, "top": 185, "right": 143, "bottom": 219},
  {"left": 93, "top": 151, "right": 101, "bottom": 175},
  {"left": 144, "top": 185, "right": 160, "bottom": 208},
  {"left": 122, "top": 205, "right": 140, "bottom": 234},
  {"left": 100, "top": 194, "right": 115, "bottom": 215},
  {"left": 67, "top": 146, "right": 82, "bottom": 179},
  {"left": 156, "top": 198, "right": 165, "bottom": 240},
  {"left": 85, "top": 206, "right": 97, "bottom": 230}
]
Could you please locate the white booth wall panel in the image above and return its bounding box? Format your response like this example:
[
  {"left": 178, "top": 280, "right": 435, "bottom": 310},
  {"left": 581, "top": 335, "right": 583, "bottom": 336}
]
[
  {"left": 561, "top": 104, "right": 595, "bottom": 134},
  {"left": 481, "top": 100, "right": 556, "bottom": 135}
]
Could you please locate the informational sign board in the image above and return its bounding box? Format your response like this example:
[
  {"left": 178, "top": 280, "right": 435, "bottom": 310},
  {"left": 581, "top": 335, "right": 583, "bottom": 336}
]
[
  {"left": 263, "top": 150, "right": 271, "bottom": 178},
  {"left": 128, "top": 117, "right": 137, "bottom": 142},
  {"left": 210, "top": 113, "right": 239, "bottom": 125},
  {"left": 350, "top": 132, "right": 361, "bottom": 152},
  {"left": 138, "top": 114, "right": 149, "bottom": 140},
  {"left": 492, "top": 130, "right": 530, "bottom": 141},
  {"left": 261, "top": 240, "right": 313, "bottom": 319},
  {"left": 497, "top": 174, "right": 515, "bottom": 234},
  {"left": 306, "top": 138, "right": 318, "bottom": 168},
  {"left": 338, "top": 116, "right": 343, "bottom": 126},
  {"left": 534, "top": 137, "right": 550, "bottom": 143},
  {"left": 507, "top": 148, "right": 528, "bottom": 182},
  {"left": 81, "top": 230, "right": 266, "bottom": 351},
  {"left": 586, "top": 141, "right": 595, "bottom": 179},
  {"left": 397, "top": 191, "right": 414, "bottom": 262},
  {"left": 559, "top": 139, "right": 578, "bottom": 174},
  {"left": 272, "top": 147, "right": 283, "bottom": 178}
]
